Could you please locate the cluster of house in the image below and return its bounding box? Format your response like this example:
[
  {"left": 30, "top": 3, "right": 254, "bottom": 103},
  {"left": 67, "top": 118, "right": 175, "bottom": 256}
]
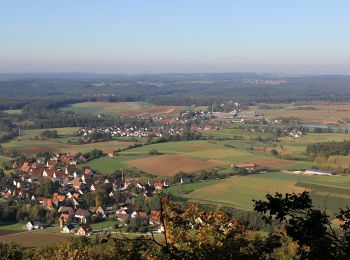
[
  {"left": 285, "top": 129, "right": 304, "bottom": 138},
  {"left": 25, "top": 204, "right": 164, "bottom": 236},
  {"left": 241, "top": 79, "right": 286, "bottom": 85},
  {"left": 76, "top": 125, "right": 186, "bottom": 138},
  {"left": 0, "top": 152, "right": 176, "bottom": 236},
  {"left": 179, "top": 110, "right": 212, "bottom": 120}
]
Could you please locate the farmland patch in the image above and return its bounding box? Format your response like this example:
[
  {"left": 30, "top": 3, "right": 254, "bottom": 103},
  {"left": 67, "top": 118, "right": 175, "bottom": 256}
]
[{"left": 127, "top": 155, "right": 227, "bottom": 176}]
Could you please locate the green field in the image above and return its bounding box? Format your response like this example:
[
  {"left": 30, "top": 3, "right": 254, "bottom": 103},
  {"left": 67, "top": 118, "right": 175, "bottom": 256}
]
[
  {"left": 16, "top": 127, "right": 79, "bottom": 143},
  {"left": 0, "top": 155, "right": 10, "bottom": 164},
  {"left": 0, "top": 222, "right": 24, "bottom": 231},
  {"left": 61, "top": 101, "right": 185, "bottom": 117},
  {"left": 82, "top": 156, "right": 135, "bottom": 174},
  {"left": 91, "top": 220, "right": 116, "bottom": 230},
  {"left": 201, "top": 128, "right": 273, "bottom": 139},
  {"left": 103, "top": 139, "right": 313, "bottom": 175},
  {"left": 176, "top": 171, "right": 350, "bottom": 215},
  {"left": 3, "top": 109, "right": 22, "bottom": 115},
  {"left": 80, "top": 137, "right": 326, "bottom": 176},
  {"left": 3, "top": 126, "right": 350, "bottom": 177},
  {"left": 62, "top": 102, "right": 153, "bottom": 115}
]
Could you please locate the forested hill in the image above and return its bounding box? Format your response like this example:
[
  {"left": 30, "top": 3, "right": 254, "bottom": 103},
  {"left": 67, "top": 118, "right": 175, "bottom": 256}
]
[{"left": 1, "top": 73, "right": 350, "bottom": 108}]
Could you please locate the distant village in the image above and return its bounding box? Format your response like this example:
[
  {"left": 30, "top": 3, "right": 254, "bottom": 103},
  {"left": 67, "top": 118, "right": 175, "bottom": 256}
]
[{"left": 76, "top": 103, "right": 304, "bottom": 140}]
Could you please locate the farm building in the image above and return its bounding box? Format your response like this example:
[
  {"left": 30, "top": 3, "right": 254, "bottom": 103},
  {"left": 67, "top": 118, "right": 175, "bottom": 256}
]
[
  {"left": 232, "top": 163, "right": 257, "bottom": 170},
  {"left": 26, "top": 221, "right": 44, "bottom": 230},
  {"left": 76, "top": 225, "right": 92, "bottom": 236},
  {"left": 75, "top": 209, "right": 91, "bottom": 223},
  {"left": 62, "top": 224, "right": 76, "bottom": 233}
]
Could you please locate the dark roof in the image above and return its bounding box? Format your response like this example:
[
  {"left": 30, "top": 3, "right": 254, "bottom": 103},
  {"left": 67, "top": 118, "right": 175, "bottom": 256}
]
[
  {"left": 65, "top": 224, "right": 75, "bottom": 230},
  {"left": 75, "top": 208, "right": 90, "bottom": 217}
]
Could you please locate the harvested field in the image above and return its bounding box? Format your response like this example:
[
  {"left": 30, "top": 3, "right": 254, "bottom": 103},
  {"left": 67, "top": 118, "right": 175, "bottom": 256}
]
[
  {"left": 3, "top": 139, "right": 135, "bottom": 155},
  {"left": 0, "top": 230, "right": 24, "bottom": 236},
  {"left": 0, "top": 231, "right": 68, "bottom": 248},
  {"left": 247, "top": 157, "right": 298, "bottom": 169},
  {"left": 127, "top": 155, "right": 227, "bottom": 176},
  {"left": 253, "top": 103, "right": 350, "bottom": 125},
  {"left": 62, "top": 102, "right": 184, "bottom": 117}
]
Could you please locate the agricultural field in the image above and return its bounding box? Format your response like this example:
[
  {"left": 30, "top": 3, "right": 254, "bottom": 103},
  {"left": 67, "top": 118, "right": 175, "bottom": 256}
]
[
  {"left": 128, "top": 155, "right": 226, "bottom": 176},
  {"left": 3, "top": 109, "right": 22, "bottom": 115},
  {"left": 2, "top": 125, "right": 348, "bottom": 177},
  {"left": 0, "top": 222, "right": 24, "bottom": 231},
  {"left": 62, "top": 101, "right": 185, "bottom": 117},
  {"left": 90, "top": 220, "right": 116, "bottom": 230},
  {"left": 82, "top": 156, "right": 134, "bottom": 174},
  {"left": 84, "top": 139, "right": 315, "bottom": 176},
  {"left": 0, "top": 155, "right": 10, "bottom": 164},
  {"left": 278, "top": 133, "right": 350, "bottom": 158},
  {"left": 200, "top": 128, "right": 273, "bottom": 139},
  {"left": 179, "top": 171, "right": 350, "bottom": 215},
  {"left": 252, "top": 103, "right": 350, "bottom": 125},
  {"left": 2, "top": 139, "right": 137, "bottom": 155},
  {"left": 0, "top": 231, "right": 68, "bottom": 248},
  {"left": 81, "top": 132, "right": 350, "bottom": 176}
]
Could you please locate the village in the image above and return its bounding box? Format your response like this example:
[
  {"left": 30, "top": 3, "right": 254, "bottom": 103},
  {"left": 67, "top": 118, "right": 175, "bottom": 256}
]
[
  {"left": 74, "top": 103, "right": 304, "bottom": 141},
  {"left": 0, "top": 146, "right": 284, "bottom": 237},
  {"left": 76, "top": 109, "right": 214, "bottom": 139},
  {"left": 0, "top": 151, "right": 175, "bottom": 236}
]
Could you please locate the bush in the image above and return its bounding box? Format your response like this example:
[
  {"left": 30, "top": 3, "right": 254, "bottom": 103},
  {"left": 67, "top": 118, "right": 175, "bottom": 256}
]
[
  {"left": 271, "top": 149, "right": 278, "bottom": 156},
  {"left": 148, "top": 149, "right": 160, "bottom": 155},
  {"left": 40, "top": 129, "right": 58, "bottom": 139}
]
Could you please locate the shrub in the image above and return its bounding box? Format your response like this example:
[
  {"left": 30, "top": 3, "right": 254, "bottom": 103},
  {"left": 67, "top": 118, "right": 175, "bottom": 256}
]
[{"left": 148, "top": 149, "right": 160, "bottom": 155}]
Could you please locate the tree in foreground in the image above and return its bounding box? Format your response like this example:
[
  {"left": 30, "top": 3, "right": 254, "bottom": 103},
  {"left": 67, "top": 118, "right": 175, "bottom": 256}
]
[
  {"left": 6, "top": 192, "right": 350, "bottom": 259},
  {"left": 254, "top": 191, "right": 350, "bottom": 259}
]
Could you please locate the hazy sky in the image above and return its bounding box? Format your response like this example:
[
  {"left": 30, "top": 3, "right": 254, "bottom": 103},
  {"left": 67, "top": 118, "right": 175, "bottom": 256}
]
[{"left": 1, "top": 1, "right": 350, "bottom": 73}]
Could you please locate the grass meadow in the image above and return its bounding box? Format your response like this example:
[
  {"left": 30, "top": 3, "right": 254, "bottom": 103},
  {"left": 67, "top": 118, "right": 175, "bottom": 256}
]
[
  {"left": 175, "top": 171, "right": 350, "bottom": 215},
  {"left": 61, "top": 101, "right": 185, "bottom": 117}
]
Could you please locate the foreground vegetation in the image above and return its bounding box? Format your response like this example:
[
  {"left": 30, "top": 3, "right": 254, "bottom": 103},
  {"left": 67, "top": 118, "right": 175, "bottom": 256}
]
[{"left": 2, "top": 192, "right": 350, "bottom": 259}]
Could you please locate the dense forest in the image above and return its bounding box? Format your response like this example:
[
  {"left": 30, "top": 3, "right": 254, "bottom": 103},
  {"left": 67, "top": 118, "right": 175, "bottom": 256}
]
[{"left": 2, "top": 73, "right": 350, "bottom": 109}]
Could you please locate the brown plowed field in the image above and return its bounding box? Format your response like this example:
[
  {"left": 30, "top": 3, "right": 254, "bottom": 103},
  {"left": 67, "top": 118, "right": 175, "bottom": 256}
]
[
  {"left": 248, "top": 158, "right": 298, "bottom": 169},
  {"left": 127, "top": 155, "right": 227, "bottom": 176},
  {"left": 0, "top": 231, "right": 68, "bottom": 248}
]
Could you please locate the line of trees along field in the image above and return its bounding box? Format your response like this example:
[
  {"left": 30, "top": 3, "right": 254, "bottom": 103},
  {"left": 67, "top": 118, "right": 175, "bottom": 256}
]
[
  {"left": 306, "top": 140, "right": 350, "bottom": 174},
  {"left": 306, "top": 140, "right": 350, "bottom": 160}
]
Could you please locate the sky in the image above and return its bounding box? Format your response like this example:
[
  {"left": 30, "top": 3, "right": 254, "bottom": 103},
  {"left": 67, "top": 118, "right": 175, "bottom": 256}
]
[{"left": 0, "top": 1, "right": 350, "bottom": 74}]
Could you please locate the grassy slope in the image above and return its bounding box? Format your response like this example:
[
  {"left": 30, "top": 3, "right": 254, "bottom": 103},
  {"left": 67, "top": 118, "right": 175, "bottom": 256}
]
[
  {"left": 0, "top": 222, "right": 24, "bottom": 231},
  {"left": 0, "top": 155, "right": 10, "bottom": 164},
  {"left": 179, "top": 172, "right": 350, "bottom": 214},
  {"left": 82, "top": 156, "right": 135, "bottom": 174}
]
